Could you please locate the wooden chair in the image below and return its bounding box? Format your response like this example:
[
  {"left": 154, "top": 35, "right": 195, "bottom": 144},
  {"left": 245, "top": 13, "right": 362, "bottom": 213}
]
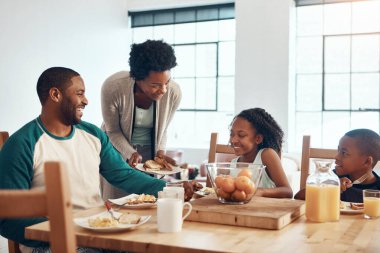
[
  {"left": 206, "top": 133, "right": 237, "bottom": 186},
  {"left": 0, "top": 162, "right": 77, "bottom": 253},
  {"left": 300, "top": 135, "right": 337, "bottom": 190},
  {"left": 0, "top": 131, "right": 9, "bottom": 150}
]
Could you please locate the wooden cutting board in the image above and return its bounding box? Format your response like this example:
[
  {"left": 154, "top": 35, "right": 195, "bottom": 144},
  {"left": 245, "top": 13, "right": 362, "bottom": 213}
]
[{"left": 186, "top": 195, "right": 305, "bottom": 230}]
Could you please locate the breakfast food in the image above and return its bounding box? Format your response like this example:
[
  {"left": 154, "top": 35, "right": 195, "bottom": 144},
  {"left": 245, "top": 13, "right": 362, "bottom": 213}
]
[
  {"left": 119, "top": 213, "right": 141, "bottom": 224},
  {"left": 143, "top": 156, "right": 174, "bottom": 171},
  {"left": 88, "top": 217, "right": 118, "bottom": 228},
  {"left": 214, "top": 174, "right": 256, "bottom": 202},
  {"left": 350, "top": 202, "right": 364, "bottom": 210},
  {"left": 126, "top": 194, "right": 156, "bottom": 205}
]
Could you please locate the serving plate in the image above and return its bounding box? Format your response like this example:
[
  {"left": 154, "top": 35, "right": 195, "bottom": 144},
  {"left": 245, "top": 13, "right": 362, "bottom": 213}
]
[
  {"left": 135, "top": 163, "right": 181, "bottom": 176},
  {"left": 74, "top": 211, "right": 151, "bottom": 232},
  {"left": 108, "top": 194, "right": 157, "bottom": 209},
  {"left": 340, "top": 201, "right": 364, "bottom": 214}
]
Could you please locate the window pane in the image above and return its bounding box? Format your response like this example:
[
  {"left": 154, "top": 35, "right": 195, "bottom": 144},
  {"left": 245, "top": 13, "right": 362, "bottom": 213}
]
[
  {"left": 322, "top": 112, "right": 350, "bottom": 148},
  {"left": 195, "top": 78, "right": 216, "bottom": 110},
  {"left": 153, "top": 25, "right": 174, "bottom": 44},
  {"left": 352, "top": 1, "right": 380, "bottom": 33},
  {"left": 296, "top": 112, "right": 322, "bottom": 148},
  {"left": 196, "top": 21, "right": 218, "bottom": 43},
  {"left": 175, "top": 9, "right": 196, "bottom": 23},
  {"left": 324, "top": 36, "right": 350, "bottom": 73},
  {"left": 196, "top": 44, "right": 217, "bottom": 77},
  {"left": 154, "top": 12, "right": 174, "bottom": 25},
  {"left": 296, "top": 74, "right": 322, "bottom": 111},
  {"left": 324, "top": 74, "right": 350, "bottom": 110},
  {"left": 218, "top": 77, "right": 234, "bottom": 112},
  {"left": 174, "top": 45, "right": 195, "bottom": 77},
  {"left": 297, "top": 5, "right": 323, "bottom": 36},
  {"left": 323, "top": 3, "right": 351, "bottom": 35},
  {"left": 197, "top": 8, "right": 218, "bottom": 21},
  {"left": 174, "top": 23, "right": 196, "bottom": 44},
  {"left": 176, "top": 78, "right": 195, "bottom": 109},
  {"left": 218, "top": 41, "right": 235, "bottom": 76},
  {"left": 218, "top": 19, "right": 235, "bottom": 41},
  {"left": 351, "top": 73, "right": 379, "bottom": 110},
  {"left": 351, "top": 34, "right": 380, "bottom": 72},
  {"left": 351, "top": 112, "right": 379, "bottom": 130},
  {"left": 132, "top": 27, "right": 153, "bottom": 43},
  {"left": 296, "top": 36, "right": 323, "bottom": 73}
]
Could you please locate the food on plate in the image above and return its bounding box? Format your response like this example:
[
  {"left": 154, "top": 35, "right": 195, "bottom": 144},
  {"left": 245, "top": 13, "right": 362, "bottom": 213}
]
[
  {"left": 143, "top": 156, "right": 175, "bottom": 171},
  {"left": 143, "top": 160, "right": 164, "bottom": 171},
  {"left": 88, "top": 217, "right": 118, "bottom": 228},
  {"left": 126, "top": 194, "right": 156, "bottom": 205},
  {"left": 119, "top": 213, "right": 141, "bottom": 224},
  {"left": 339, "top": 201, "right": 346, "bottom": 209},
  {"left": 214, "top": 175, "right": 256, "bottom": 202},
  {"left": 350, "top": 202, "right": 364, "bottom": 210}
]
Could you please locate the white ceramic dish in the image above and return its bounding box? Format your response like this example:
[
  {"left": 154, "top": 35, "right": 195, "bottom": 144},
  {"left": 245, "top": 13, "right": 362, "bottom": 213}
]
[
  {"left": 108, "top": 194, "right": 157, "bottom": 209},
  {"left": 74, "top": 211, "right": 151, "bottom": 232},
  {"left": 340, "top": 201, "right": 364, "bottom": 214},
  {"left": 194, "top": 187, "right": 215, "bottom": 198},
  {"left": 135, "top": 163, "right": 181, "bottom": 176}
]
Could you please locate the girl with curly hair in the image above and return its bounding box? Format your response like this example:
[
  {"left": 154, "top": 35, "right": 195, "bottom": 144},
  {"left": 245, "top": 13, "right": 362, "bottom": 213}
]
[
  {"left": 229, "top": 108, "right": 293, "bottom": 198},
  {"left": 100, "top": 40, "right": 181, "bottom": 199}
]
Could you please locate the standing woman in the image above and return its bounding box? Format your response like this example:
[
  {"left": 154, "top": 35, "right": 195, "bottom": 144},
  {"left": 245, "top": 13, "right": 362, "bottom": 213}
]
[{"left": 100, "top": 40, "right": 181, "bottom": 200}]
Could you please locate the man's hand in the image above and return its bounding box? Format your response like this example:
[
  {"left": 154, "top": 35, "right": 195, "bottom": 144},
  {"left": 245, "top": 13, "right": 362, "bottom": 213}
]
[
  {"left": 340, "top": 177, "right": 352, "bottom": 192},
  {"left": 156, "top": 150, "right": 177, "bottom": 166},
  {"left": 128, "top": 152, "right": 142, "bottom": 167}
]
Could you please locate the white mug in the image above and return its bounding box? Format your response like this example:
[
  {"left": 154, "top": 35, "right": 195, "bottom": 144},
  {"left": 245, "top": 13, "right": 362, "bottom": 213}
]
[{"left": 157, "top": 191, "right": 192, "bottom": 233}]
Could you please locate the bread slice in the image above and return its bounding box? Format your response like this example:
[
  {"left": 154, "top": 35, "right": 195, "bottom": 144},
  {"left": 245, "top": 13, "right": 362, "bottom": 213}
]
[
  {"left": 143, "top": 160, "right": 163, "bottom": 171},
  {"left": 119, "top": 213, "right": 141, "bottom": 224}
]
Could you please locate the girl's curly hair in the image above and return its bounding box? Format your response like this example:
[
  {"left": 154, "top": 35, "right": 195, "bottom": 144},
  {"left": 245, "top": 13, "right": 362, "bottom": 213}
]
[
  {"left": 233, "top": 108, "right": 284, "bottom": 155},
  {"left": 129, "top": 40, "right": 177, "bottom": 80}
]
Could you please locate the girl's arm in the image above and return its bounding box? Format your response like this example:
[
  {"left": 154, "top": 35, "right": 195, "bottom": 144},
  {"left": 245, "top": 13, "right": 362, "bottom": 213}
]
[{"left": 255, "top": 148, "right": 293, "bottom": 198}]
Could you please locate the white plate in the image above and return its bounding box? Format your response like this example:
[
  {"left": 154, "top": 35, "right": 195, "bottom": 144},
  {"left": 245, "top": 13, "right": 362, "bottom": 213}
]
[
  {"left": 108, "top": 194, "right": 157, "bottom": 209},
  {"left": 74, "top": 211, "right": 151, "bottom": 232},
  {"left": 194, "top": 187, "right": 215, "bottom": 198},
  {"left": 135, "top": 163, "right": 182, "bottom": 176},
  {"left": 340, "top": 201, "right": 364, "bottom": 214}
]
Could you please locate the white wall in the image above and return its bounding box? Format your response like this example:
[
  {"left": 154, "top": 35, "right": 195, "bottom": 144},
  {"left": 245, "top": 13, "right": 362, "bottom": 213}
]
[
  {"left": 0, "top": 0, "right": 130, "bottom": 134},
  {"left": 235, "top": 0, "right": 294, "bottom": 151}
]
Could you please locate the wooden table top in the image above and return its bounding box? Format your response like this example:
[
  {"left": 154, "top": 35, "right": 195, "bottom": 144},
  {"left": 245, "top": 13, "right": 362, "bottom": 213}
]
[{"left": 25, "top": 201, "right": 380, "bottom": 253}]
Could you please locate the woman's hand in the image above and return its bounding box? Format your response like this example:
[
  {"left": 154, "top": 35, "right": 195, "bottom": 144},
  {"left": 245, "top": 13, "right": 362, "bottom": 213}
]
[
  {"left": 340, "top": 177, "right": 352, "bottom": 192},
  {"left": 128, "top": 152, "right": 142, "bottom": 167}
]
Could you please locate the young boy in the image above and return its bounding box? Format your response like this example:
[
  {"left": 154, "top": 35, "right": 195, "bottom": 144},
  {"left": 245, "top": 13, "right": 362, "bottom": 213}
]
[
  {"left": 335, "top": 128, "right": 380, "bottom": 203},
  {"left": 295, "top": 129, "right": 380, "bottom": 202}
]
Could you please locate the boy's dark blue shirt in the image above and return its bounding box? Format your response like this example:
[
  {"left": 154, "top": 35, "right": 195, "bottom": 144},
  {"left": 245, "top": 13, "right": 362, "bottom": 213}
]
[{"left": 333, "top": 169, "right": 380, "bottom": 203}]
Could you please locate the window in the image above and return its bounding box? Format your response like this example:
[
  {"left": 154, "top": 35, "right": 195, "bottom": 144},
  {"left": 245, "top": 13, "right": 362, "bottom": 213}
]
[
  {"left": 295, "top": 0, "right": 380, "bottom": 149},
  {"left": 129, "top": 4, "right": 235, "bottom": 148}
]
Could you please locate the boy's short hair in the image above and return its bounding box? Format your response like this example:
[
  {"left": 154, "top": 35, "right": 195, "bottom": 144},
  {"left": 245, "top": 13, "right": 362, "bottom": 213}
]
[{"left": 345, "top": 129, "right": 380, "bottom": 167}]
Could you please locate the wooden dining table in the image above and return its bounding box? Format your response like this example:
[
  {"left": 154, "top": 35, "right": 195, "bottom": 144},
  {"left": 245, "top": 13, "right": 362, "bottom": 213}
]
[{"left": 25, "top": 198, "right": 380, "bottom": 253}]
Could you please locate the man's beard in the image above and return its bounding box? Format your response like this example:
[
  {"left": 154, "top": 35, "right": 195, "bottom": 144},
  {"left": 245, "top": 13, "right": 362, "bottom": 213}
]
[{"left": 61, "top": 98, "right": 81, "bottom": 125}]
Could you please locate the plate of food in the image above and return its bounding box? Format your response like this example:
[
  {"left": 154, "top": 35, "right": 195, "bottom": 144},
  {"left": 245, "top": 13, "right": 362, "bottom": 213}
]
[
  {"left": 74, "top": 211, "right": 151, "bottom": 232},
  {"left": 135, "top": 157, "right": 182, "bottom": 176},
  {"left": 340, "top": 201, "right": 364, "bottom": 214},
  {"left": 108, "top": 194, "right": 157, "bottom": 209},
  {"left": 194, "top": 187, "right": 215, "bottom": 198}
]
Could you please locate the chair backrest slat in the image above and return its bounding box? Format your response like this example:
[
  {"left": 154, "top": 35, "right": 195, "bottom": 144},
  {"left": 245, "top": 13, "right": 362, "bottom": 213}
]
[{"left": 300, "top": 135, "right": 337, "bottom": 190}]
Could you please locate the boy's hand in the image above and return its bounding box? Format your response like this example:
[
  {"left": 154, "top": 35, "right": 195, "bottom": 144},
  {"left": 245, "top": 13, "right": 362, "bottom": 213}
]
[{"left": 340, "top": 177, "right": 352, "bottom": 192}]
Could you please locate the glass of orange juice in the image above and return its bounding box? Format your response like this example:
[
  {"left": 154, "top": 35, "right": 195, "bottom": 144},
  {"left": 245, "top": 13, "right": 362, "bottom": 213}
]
[{"left": 363, "top": 189, "right": 380, "bottom": 219}]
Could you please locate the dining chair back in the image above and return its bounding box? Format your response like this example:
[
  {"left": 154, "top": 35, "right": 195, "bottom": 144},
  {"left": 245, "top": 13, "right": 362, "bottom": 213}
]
[
  {"left": 0, "top": 162, "right": 77, "bottom": 253},
  {"left": 300, "top": 135, "right": 337, "bottom": 190},
  {"left": 0, "top": 131, "right": 9, "bottom": 150},
  {"left": 206, "top": 133, "right": 236, "bottom": 186}
]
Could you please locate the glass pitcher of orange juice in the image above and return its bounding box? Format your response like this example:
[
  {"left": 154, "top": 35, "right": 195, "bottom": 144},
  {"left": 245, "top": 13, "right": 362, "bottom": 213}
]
[{"left": 305, "top": 159, "right": 340, "bottom": 222}]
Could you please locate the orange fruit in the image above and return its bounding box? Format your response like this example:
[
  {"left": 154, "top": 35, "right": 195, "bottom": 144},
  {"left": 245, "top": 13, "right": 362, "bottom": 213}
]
[{"left": 237, "top": 168, "right": 253, "bottom": 179}]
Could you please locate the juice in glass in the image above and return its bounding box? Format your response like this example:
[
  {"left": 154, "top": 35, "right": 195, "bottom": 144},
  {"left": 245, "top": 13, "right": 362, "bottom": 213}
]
[{"left": 363, "top": 190, "right": 380, "bottom": 219}]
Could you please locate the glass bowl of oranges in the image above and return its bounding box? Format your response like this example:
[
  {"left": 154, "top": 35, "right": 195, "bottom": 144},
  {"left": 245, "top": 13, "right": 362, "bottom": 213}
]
[{"left": 206, "top": 163, "right": 264, "bottom": 204}]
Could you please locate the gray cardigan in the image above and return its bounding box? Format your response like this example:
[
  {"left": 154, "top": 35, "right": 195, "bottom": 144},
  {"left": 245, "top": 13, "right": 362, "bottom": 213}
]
[{"left": 101, "top": 71, "right": 182, "bottom": 160}]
